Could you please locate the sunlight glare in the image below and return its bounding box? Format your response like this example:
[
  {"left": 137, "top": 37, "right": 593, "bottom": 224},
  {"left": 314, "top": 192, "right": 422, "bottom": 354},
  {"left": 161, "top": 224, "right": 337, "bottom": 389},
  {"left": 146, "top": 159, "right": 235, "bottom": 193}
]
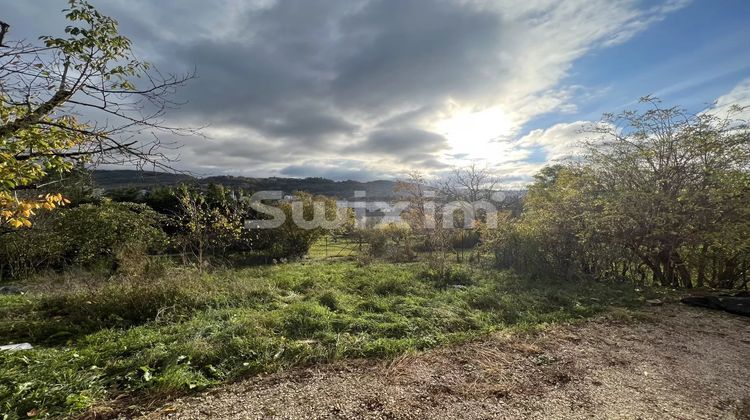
[{"left": 435, "top": 105, "right": 517, "bottom": 159}]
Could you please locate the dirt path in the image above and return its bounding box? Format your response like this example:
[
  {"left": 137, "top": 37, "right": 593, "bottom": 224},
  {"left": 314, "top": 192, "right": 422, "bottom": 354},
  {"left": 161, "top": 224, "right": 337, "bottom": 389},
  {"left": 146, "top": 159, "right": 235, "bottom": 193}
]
[{"left": 128, "top": 305, "right": 750, "bottom": 419}]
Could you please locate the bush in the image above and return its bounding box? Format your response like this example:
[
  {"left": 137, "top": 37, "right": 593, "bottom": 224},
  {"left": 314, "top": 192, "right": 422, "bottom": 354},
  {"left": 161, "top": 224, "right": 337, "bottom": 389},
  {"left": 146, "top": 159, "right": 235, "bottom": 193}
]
[
  {"left": 0, "top": 201, "right": 167, "bottom": 279},
  {"left": 0, "top": 215, "right": 66, "bottom": 279},
  {"left": 57, "top": 201, "right": 167, "bottom": 267},
  {"left": 448, "top": 230, "right": 480, "bottom": 250},
  {"left": 365, "top": 229, "right": 388, "bottom": 257},
  {"left": 251, "top": 194, "right": 327, "bottom": 260},
  {"left": 362, "top": 223, "right": 416, "bottom": 262}
]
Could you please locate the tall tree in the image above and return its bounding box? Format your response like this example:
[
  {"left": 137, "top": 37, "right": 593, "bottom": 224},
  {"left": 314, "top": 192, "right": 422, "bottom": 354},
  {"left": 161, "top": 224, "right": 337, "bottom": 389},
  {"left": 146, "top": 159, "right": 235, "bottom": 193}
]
[
  {"left": 586, "top": 97, "right": 750, "bottom": 287},
  {"left": 0, "top": 0, "right": 195, "bottom": 229},
  {"left": 506, "top": 98, "right": 750, "bottom": 288}
]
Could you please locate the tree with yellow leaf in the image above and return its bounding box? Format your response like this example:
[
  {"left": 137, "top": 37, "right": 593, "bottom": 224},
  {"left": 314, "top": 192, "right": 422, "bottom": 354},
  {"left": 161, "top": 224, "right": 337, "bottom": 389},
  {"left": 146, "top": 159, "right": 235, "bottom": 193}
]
[{"left": 0, "top": 0, "right": 195, "bottom": 230}]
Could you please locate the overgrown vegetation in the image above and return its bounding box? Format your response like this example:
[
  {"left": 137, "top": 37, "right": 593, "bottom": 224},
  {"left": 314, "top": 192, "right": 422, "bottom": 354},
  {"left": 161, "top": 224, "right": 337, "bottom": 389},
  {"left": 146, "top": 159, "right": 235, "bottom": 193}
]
[
  {"left": 0, "top": 262, "right": 650, "bottom": 417},
  {"left": 0, "top": 183, "right": 332, "bottom": 279},
  {"left": 484, "top": 100, "right": 750, "bottom": 289},
  {"left": 1, "top": 2, "right": 748, "bottom": 419}
]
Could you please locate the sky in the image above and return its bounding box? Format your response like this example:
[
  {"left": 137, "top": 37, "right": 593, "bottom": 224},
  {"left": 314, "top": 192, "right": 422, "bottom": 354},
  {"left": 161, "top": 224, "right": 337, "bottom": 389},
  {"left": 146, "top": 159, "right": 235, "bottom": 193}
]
[{"left": 3, "top": 0, "right": 750, "bottom": 186}]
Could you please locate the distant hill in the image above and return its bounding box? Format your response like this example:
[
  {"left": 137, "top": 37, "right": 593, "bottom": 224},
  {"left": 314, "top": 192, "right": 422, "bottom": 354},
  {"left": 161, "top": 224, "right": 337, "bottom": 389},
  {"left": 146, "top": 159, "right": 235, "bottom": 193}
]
[
  {"left": 92, "top": 170, "right": 398, "bottom": 199},
  {"left": 91, "top": 170, "right": 195, "bottom": 190}
]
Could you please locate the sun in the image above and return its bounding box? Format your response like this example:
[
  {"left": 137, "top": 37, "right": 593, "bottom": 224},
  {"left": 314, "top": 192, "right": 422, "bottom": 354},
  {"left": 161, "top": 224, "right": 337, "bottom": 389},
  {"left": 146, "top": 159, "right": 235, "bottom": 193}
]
[{"left": 434, "top": 104, "right": 517, "bottom": 160}]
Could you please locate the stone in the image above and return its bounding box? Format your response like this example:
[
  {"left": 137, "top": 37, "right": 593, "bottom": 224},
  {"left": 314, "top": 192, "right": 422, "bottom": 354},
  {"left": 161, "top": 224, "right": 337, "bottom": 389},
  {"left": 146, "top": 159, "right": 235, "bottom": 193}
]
[
  {"left": 0, "top": 343, "right": 33, "bottom": 351},
  {"left": 0, "top": 286, "right": 24, "bottom": 295}
]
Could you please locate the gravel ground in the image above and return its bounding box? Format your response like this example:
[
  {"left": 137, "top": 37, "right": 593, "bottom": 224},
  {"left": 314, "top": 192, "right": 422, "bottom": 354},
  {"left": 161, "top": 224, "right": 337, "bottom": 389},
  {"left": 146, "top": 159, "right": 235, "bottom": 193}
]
[{"left": 107, "top": 304, "right": 750, "bottom": 419}]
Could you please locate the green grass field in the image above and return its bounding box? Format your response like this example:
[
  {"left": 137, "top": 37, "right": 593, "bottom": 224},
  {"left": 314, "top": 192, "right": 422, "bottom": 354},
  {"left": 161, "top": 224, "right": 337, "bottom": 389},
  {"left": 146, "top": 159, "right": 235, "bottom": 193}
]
[
  {"left": 306, "top": 235, "right": 363, "bottom": 260},
  {"left": 0, "top": 261, "right": 651, "bottom": 417}
]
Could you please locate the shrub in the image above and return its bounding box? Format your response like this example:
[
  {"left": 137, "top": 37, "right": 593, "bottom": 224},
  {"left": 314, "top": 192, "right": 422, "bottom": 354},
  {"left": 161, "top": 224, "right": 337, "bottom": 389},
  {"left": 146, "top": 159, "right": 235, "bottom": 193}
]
[
  {"left": 0, "top": 215, "right": 66, "bottom": 279},
  {"left": 365, "top": 229, "right": 388, "bottom": 257},
  {"left": 448, "top": 230, "right": 480, "bottom": 249},
  {"left": 0, "top": 201, "right": 167, "bottom": 279},
  {"left": 57, "top": 201, "right": 167, "bottom": 267},
  {"left": 362, "top": 223, "right": 416, "bottom": 262},
  {"left": 251, "top": 194, "right": 328, "bottom": 260}
]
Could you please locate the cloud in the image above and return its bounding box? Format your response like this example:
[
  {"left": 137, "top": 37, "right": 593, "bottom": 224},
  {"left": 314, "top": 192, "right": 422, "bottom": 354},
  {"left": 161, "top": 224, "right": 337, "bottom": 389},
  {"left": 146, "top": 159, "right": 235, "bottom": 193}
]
[
  {"left": 483, "top": 120, "right": 609, "bottom": 187},
  {"left": 255, "top": 106, "right": 358, "bottom": 141},
  {"left": 347, "top": 128, "right": 449, "bottom": 162},
  {"left": 2, "top": 0, "right": 690, "bottom": 180},
  {"left": 279, "top": 161, "right": 390, "bottom": 181},
  {"left": 515, "top": 121, "right": 598, "bottom": 162},
  {"left": 505, "top": 76, "right": 750, "bottom": 187},
  {"left": 710, "top": 77, "right": 750, "bottom": 121}
]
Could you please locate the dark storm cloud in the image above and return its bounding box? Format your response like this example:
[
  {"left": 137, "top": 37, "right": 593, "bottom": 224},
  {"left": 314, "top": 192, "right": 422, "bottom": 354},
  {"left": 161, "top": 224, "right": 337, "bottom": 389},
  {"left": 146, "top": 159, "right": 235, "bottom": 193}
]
[
  {"left": 132, "top": 0, "right": 474, "bottom": 173},
  {"left": 375, "top": 105, "right": 440, "bottom": 129},
  {"left": 349, "top": 128, "right": 449, "bottom": 156},
  {"left": 331, "top": 0, "right": 507, "bottom": 111},
  {"left": 255, "top": 106, "right": 358, "bottom": 141},
  {"left": 190, "top": 138, "right": 277, "bottom": 163},
  {"left": 154, "top": 0, "right": 510, "bottom": 140}
]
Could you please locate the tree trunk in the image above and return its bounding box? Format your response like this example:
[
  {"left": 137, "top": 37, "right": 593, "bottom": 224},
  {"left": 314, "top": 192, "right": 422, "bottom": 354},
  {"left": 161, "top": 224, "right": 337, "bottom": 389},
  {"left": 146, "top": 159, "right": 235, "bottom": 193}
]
[
  {"left": 718, "top": 258, "right": 739, "bottom": 289},
  {"left": 696, "top": 244, "right": 707, "bottom": 288},
  {"left": 672, "top": 250, "right": 692, "bottom": 288}
]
